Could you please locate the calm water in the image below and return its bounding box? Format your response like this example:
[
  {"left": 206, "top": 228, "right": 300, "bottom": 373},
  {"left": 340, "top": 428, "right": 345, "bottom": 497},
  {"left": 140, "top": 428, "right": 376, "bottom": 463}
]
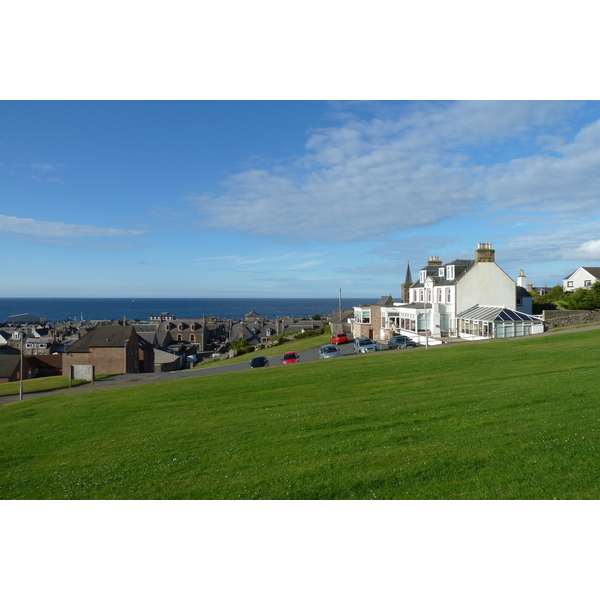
[{"left": 0, "top": 298, "right": 374, "bottom": 323}]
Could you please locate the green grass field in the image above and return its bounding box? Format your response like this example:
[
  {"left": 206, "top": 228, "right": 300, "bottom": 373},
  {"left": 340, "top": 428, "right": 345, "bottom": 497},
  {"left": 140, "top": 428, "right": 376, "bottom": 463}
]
[
  {"left": 0, "top": 375, "right": 89, "bottom": 397},
  {"left": 1, "top": 329, "right": 599, "bottom": 499}
]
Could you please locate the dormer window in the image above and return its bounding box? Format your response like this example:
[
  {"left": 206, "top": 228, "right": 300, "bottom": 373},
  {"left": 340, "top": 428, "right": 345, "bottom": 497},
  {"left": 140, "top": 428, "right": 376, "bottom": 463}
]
[
  {"left": 439, "top": 268, "right": 445, "bottom": 277},
  {"left": 446, "top": 265, "right": 455, "bottom": 280},
  {"left": 420, "top": 270, "right": 426, "bottom": 283}
]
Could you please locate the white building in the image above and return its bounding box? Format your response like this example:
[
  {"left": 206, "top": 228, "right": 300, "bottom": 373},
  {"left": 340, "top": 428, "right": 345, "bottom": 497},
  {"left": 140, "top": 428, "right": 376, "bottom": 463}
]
[
  {"left": 562, "top": 267, "right": 600, "bottom": 292},
  {"left": 354, "top": 243, "right": 544, "bottom": 342}
]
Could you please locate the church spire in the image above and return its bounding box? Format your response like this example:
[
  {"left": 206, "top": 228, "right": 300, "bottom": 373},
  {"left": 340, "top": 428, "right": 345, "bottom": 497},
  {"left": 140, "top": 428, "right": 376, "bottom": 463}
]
[{"left": 401, "top": 262, "right": 413, "bottom": 303}]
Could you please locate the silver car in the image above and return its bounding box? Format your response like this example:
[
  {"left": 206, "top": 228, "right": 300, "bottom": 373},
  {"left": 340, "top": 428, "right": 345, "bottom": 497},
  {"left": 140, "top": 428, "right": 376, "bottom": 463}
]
[
  {"left": 355, "top": 338, "right": 377, "bottom": 353},
  {"left": 319, "top": 344, "right": 341, "bottom": 358}
]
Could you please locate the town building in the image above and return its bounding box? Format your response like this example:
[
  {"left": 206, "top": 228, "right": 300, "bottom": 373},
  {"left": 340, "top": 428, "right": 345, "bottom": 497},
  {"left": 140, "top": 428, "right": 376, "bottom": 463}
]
[
  {"left": 562, "top": 267, "right": 600, "bottom": 292},
  {"left": 352, "top": 243, "right": 543, "bottom": 342},
  {"left": 61, "top": 325, "right": 154, "bottom": 375}
]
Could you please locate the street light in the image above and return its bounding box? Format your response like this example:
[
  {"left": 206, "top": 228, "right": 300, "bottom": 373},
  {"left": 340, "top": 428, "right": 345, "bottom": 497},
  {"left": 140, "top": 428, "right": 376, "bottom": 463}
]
[
  {"left": 19, "top": 332, "right": 24, "bottom": 401},
  {"left": 124, "top": 339, "right": 130, "bottom": 373}
]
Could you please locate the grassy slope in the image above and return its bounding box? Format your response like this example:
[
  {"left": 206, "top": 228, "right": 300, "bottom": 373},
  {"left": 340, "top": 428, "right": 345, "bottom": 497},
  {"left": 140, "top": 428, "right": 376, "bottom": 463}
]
[
  {"left": 1, "top": 330, "right": 599, "bottom": 499},
  {"left": 0, "top": 375, "right": 89, "bottom": 397}
]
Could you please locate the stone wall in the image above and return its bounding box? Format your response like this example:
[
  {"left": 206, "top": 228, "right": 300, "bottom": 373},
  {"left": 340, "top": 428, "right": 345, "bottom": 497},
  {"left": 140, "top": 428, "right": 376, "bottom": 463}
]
[{"left": 542, "top": 310, "right": 600, "bottom": 330}]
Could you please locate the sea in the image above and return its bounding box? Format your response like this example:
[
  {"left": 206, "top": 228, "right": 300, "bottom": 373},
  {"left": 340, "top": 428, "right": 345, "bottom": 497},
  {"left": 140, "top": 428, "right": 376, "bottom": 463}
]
[{"left": 0, "top": 298, "right": 375, "bottom": 323}]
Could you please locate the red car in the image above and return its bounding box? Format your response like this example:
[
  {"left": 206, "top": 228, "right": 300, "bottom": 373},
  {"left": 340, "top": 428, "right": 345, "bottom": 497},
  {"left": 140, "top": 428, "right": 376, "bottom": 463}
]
[
  {"left": 330, "top": 332, "right": 349, "bottom": 345},
  {"left": 281, "top": 351, "right": 300, "bottom": 364}
]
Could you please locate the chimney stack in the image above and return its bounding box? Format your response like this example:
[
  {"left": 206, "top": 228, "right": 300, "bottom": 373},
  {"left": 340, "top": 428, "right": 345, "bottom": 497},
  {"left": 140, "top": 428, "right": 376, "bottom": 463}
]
[
  {"left": 517, "top": 269, "right": 526, "bottom": 288},
  {"left": 427, "top": 255, "right": 442, "bottom": 266},
  {"left": 474, "top": 242, "right": 495, "bottom": 263}
]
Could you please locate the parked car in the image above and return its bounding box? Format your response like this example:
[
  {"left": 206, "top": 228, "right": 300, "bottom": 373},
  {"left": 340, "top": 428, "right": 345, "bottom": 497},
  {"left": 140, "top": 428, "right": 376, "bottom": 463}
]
[
  {"left": 330, "top": 332, "right": 350, "bottom": 345},
  {"left": 354, "top": 338, "right": 378, "bottom": 353},
  {"left": 319, "top": 344, "right": 341, "bottom": 358},
  {"left": 281, "top": 351, "right": 300, "bottom": 364},
  {"left": 250, "top": 355, "right": 269, "bottom": 368},
  {"left": 388, "top": 335, "right": 418, "bottom": 349}
]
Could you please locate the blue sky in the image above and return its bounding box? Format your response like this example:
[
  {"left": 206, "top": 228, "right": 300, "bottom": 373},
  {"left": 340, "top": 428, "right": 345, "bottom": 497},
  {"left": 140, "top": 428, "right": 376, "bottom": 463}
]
[{"left": 3, "top": 100, "right": 600, "bottom": 298}]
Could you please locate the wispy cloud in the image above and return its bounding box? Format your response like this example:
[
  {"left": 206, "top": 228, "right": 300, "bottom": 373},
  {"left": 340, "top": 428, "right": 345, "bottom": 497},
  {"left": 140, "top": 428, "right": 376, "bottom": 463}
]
[
  {"left": 0, "top": 215, "right": 146, "bottom": 238},
  {"left": 188, "top": 101, "right": 588, "bottom": 243},
  {"left": 5, "top": 161, "right": 65, "bottom": 183}
]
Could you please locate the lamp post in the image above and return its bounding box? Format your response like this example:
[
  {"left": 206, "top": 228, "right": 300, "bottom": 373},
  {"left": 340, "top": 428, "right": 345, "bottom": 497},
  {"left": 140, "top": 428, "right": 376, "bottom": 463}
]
[
  {"left": 124, "top": 339, "right": 130, "bottom": 373},
  {"left": 19, "top": 332, "right": 24, "bottom": 402}
]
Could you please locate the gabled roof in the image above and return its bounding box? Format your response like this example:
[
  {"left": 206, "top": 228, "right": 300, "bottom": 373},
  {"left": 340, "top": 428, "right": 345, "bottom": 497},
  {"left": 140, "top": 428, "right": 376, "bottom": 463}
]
[
  {"left": 456, "top": 305, "right": 542, "bottom": 322},
  {"left": 563, "top": 267, "right": 600, "bottom": 281},
  {"left": 376, "top": 295, "right": 395, "bottom": 306},
  {"left": 66, "top": 325, "right": 136, "bottom": 353}
]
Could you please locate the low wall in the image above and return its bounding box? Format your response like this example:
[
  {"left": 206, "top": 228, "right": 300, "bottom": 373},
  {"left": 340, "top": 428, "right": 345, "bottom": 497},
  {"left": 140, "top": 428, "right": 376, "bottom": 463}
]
[{"left": 542, "top": 310, "right": 600, "bottom": 330}]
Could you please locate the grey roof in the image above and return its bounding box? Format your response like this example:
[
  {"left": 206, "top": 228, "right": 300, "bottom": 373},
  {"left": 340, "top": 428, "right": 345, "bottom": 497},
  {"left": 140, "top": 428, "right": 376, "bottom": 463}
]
[
  {"left": 581, "top": 267, "right": 600, "bottom": 279},
  {"left": 154, "top": 348, "right": 183, "bottom": 365},
  {"left": 411, "top": 259, "right": 475, "bottom": 288},
  {"left": 134, "top": 324, "right": 159, "bottom": 333},
  {"left": 66, "top": 325, "right": 136, "bottom": 353},
  {"left": 563, "top": 267, "right": 600, "bottom": 280},
  {"left": 456, "top": 305, "right": 542, "bottom": 323},
  {"left": 376, "top": 295, "right": 395, "bottom": 306},
  {"left": 0, "top": 355, "right": 20, "bottom": 378},
  {"left": 6, "top": 313, "right": 47, "bottom": 323}
]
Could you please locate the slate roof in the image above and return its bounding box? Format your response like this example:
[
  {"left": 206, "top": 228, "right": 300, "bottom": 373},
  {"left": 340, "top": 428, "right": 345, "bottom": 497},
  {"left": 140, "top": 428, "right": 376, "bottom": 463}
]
[
  {"left": 0, "top": 355, "right": 20, "bottom": 378},
  {"left": 563, "top": 267, "right": 600, "bottom": 280},
  {"left": 411, "top": 259, "right": 475, "bottom": 288},
  {"left": 6, "top": 313, "right": 47, "bottom": 324},
  {"left": 456, "top": 305, "right": 542, "bottom": 323},
  {"left": 66, "top": 325, "right": 136, "bottom": 353}
]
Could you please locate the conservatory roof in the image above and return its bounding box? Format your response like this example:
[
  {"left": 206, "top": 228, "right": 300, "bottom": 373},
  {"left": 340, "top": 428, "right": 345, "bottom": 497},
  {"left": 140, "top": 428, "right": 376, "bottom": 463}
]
[{"left": 456, "top": 305, "right": 542, "bottom": 323}]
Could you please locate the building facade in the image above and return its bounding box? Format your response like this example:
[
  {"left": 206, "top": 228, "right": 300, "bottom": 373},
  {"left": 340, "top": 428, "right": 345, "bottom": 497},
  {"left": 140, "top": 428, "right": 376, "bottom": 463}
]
[{"left": 353, "top": 243, "right": 543, "bottom": 342}]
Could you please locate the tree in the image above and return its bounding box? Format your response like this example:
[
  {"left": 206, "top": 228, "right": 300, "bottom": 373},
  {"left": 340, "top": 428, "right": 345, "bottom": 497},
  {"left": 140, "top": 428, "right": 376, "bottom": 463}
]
[{"left": 561, "top": 281, "right": 600, "bottom": 310}]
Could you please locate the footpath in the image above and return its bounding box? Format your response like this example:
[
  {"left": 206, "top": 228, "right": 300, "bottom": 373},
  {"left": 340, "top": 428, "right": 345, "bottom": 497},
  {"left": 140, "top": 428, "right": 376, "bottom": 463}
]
[{"left": 2, "top": 323, "right": 600, "bottom": 407}]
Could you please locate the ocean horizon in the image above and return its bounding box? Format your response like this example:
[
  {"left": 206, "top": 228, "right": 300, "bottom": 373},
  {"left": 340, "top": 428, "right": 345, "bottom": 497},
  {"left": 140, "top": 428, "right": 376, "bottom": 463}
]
[{"left": 0, "top": 297, "right": 376, "bottom": 323}]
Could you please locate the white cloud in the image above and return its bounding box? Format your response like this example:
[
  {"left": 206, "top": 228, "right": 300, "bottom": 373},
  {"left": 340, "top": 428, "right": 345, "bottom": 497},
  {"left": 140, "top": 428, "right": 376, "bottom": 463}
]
[
  {"left": 0, "top": 215, "right": 146, "bottom": 238},
  {"left": 563, "top": 240, "right": 600, "bottom": 261},
  {"left": 189, "top": 101, "right": 588, "bottom": 243}
]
